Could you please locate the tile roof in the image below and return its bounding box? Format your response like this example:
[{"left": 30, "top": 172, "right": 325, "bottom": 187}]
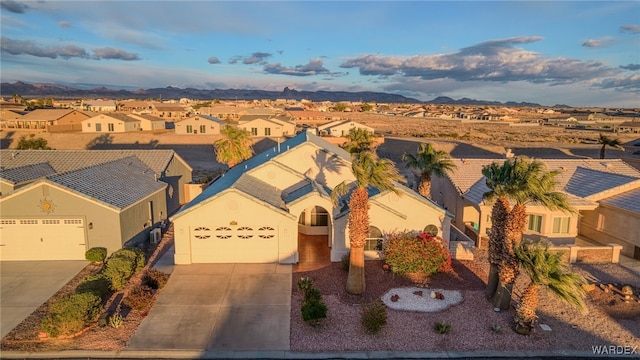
[
  {"left": 599, "top": 188, "right": 640, "bottom": 213},
  {"left": 0, "top": 162, "right": 56, "bottom": 184},
  {"left": 234, "top": 174, "right": 285, "bottom": 210},
  {"left": 20, "top": 109, "right": 81, "bottom": 120},
  {"left": 47, "top": 157, "right": 166, "bottom": 209},
  {"left": 0, "top": 149, "right": 178, "bottom": 175},
  {"left": 446, "top": 158, "right": 640, "bottom": 205}
]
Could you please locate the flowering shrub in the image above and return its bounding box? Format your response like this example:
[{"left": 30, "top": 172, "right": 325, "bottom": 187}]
[{"left": 382, "top": 231, "right": 452, "bottom": 275}]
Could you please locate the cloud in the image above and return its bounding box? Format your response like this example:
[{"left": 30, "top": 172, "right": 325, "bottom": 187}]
[
  {"left": 620, "top": 64, "right": 640, "bottom": 71},
  {"left": 58, "top": 21, "right": 72, "bottom": 28},
  {"left": 621, "top": 24, "right": 640, "bottom": 34},
  {"left": 243, "top": 52, "right": 272, "bottom": 65},
  {"left": 1, "top": 36, "right": 89, "bottom": 59},
  {"left": 1, "top": 0, "right": 29, "bottom": 14},
  {"left": 263, "top": 58, "right": 338, "bottom": 77},
  {"left": 208, "top": 56, "right": 221, "bottom": 64},
  {"left": 340, "top": 36, "right": 621, "bottom": 85},
  {"left": 597, "top": 73, "right": 640, "bottom": 91},
  {"left": 92, "top": 47, "right": 140, "bottom": 60},
  {"left": 582, "top": 37, "right": 615, "bottom": 48}
]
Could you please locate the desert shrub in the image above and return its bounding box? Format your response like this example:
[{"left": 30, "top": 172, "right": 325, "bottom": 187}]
[
  {"left": 301, "top": 298, "right": 327, "bottom": 325},
  {"left": 297, "top": 277, "right": 314, "bottom": 296},
  {"left": 85, "top": 247, "right": 107, "bottom": 263},
  {"left": 123, "top": 285, "right": 154, "bottom": 312},
  {"left": 341, "top": 253, "right": 350, "bottom": 272},
  {"left": 382, "top": 231, "right": 452, "bottom": 275},
  {"left": 103, "top": 256, "right": 136, "bottom": 291},
  {"left": 41, "top": 292, "right": 101, "bottom": 337},
  {"left": 434, "top": 320, "right": 452, "bottom": 334},
  {"left": 361, "top": 299, "right": 387, "bottom": 334},
  {"left": 142, "top": 269, "right": 169, "bottom": 290},
  {"left": 112, "top": 247, "right": 146, "bottom": 272},
  {"left": 109, "top": 312, "right": 124, "bottom": 329},
  {"left": 76, "top": 273, "right": 112, "bottom": 299}
]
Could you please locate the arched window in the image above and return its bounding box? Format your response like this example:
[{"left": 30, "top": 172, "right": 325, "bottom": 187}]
[
  {"left": 424, "top": 224, "right": 439, "bottom": 237},
  {"left": 311, "top": 206, "right": 328, "bottom": 226},
  {"left": 365, "top": 226, "right": 383, "bottom": 251}
]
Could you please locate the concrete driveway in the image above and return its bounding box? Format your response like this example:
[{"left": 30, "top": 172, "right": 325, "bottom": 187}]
[
  {"left": 127, "top": 261, "right": 292, "bottom": 351},
  {"left": 0, "top": 260, "right": 88, "bottom": 338}
]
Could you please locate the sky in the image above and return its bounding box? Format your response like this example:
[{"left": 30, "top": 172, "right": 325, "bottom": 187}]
[{"left": 1, "top": 1, "right": 639, "bottom": 107}]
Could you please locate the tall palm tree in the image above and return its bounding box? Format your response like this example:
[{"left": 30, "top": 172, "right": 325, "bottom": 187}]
[
  {"left": 597, "top": 134, "right": 624, "bottom": 159},
  {"left": 483, "top": 157, "right": 575, "bottom": 310},
  {"left": 342, "top": 128, "right": 376, "bottom": 154},
  {"left": 402, "top": 143, "right": 456, "bottom": 198},
  {"left": 213, "top": 126, "right": 254, "bottom": 167},
  {"left": 514, "top": 240, "right": 586, "bottom": 335},
  {"left": 332, "top": 151, "right": 403, "bottom": 294}
]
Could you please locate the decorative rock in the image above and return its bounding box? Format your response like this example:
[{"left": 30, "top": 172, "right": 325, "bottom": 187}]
[
  {"left": 539, "top": 324, "right": 552, "bottom": 331},
  {"left": 581, "top": 283, "right": 596, "bottom": 292},
  {"left": 621, "top": 284, "right": 634, "bottom": 297},
  {"left": 391, "top": 294, "right": 400, "bottom": 302},
  {"left": 413, "top": 290, "right": 423, "bottom": 297},
  {"left": 430, "top": 291, "right": 436, "bottom": 299}
]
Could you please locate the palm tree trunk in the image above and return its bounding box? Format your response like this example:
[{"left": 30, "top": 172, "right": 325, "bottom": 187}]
[
  {"left": 418, "top": 173, "right": 431, "bottom": 198},
  {"left": 600, "top": 145, "right": 606, "bottom": 159},
  {"left": 346, "top": 187, "right": 369, "bottom": 295},
  {"left": 515, "top": 283, "right": 539, "bottom": 335},
  {"left": 486, "top": 197, "right": 510, "bottom": 300}
]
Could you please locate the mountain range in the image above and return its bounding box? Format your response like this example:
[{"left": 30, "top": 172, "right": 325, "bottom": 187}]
[{"left": 1, "top": 81, "right": 547, "bottom": 107}]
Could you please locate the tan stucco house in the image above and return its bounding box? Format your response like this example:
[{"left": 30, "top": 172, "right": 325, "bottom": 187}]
[
  {"left": 237, "top": 115, "right": 296, "bottom": 138},
  {"left": 82, "top": 113, "right": 141, "bottom": 133},
  {"left": 0, "top": 150, "right": 193, "bottom": 261},
  {"left": 2, "top": 109, "right": 89, "bottom": 131},
  {"left": 129, "top": 114, "right": 167, "bottom": 131},
  {"left": 174, "top": 115, "right": 225, "bottom": 135},
  {"left": 317, "top": 120, "right": 375, "bottom": 137},
  {"left": 430, "top": 158, "right": 640, "bottom": 258},
  {"left": 170, "top": 130, "right": 452, "bottom": 265}
]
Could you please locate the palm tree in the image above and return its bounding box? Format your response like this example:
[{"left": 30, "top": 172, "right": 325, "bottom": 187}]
[
  {"left": 597, "top": 134, "right": 624, "bottom": 159},
  {"left": 332, "top": 151, "right": 403, "bottom": 294},
  {"left": 401, "top": 143, "right": 456, "bottom": 198},
  {"left": 213, "top": 126, "right": 254, "bottom": 167},
  {"left": 483, "top": 157, "right": 575, "bottom": 310},
  {"left": 514, "top": 240, "right": 586, "bottom": 335},
  {"left": 342, "top": 128, "right": 376, "bottom": 154}
]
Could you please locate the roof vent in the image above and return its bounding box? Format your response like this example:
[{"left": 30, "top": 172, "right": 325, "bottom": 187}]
[{"left": 603, "top": 163, "right": 614, "bottom": 170}]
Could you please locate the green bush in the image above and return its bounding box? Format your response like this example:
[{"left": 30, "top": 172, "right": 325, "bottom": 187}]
[
  {"left": 109, "top": 312, "right": 124, "bottom": 329},
  {"left": 76, "top": 274, "right": 111, "bottom": 299},
  {"left": 434, "top": 320, "right": 452, "bottom": 334},
  {"left": 383, "top": 231, "right": 452, "bottom": 275},
  {"left": 41, "top": 292, "right": 101, "bottom": 337},
  {"left": 85, "top": 247, "right": 107, "bottom": 263},
  {"left": 122, "top": 285, "right": 154, "bottom": 312},
  {"left": 361, "top": 299, "right": 387, "bottom": 334},
  {"left": 112, "top": 248, "right": 146, "bottom": 272},
  {"left": 301, "top": 298, "right": 327, "bottom": 325},
  {"left": 297, "top": 277, "right": 314, "bottom": 296},
  {"left": 142, "top": 269, "right": 169, "bottom": 290},
  {"left": 103, "top": 256, "right": 136, "bottom": 291}
]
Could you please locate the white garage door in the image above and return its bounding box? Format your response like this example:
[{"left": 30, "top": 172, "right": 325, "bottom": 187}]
[
  {"left": 0, "top": 218, "right": 86, "bottom": 261},
  {"left": 190, "top": 225, "right": 279, "bottom": 263}
]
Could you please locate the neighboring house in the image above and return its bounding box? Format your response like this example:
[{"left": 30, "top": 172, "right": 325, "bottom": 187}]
[
  {"left": 317, "top": 120, "right": 375, "bottom": 137},
  {"left": 237, "top": 115, "right": 296, "bottom": 137},
  {"left": 151, "top": 103, "right": 189, "bottom": 119},
  {"left": 237, "top": 108, "right": 278, "bottom": 117},
  {"left": 0, "top": 157, "right": 167, "bottom": 261},
  {"left": 129, "top": 114, "right": 167, "bottom": 131},
  {"left": 3, "top": 109, "right": 89, "bottom": 131},
  {"left": 83, "top": 100, "right": 117, "bottom": 112},
  {"left": 170, "top": 130, "right": 452, "bottom": 265},
  {"left": 174, "top": 115, "right": 225, "bottom": 135},
  {"left": 121, "top": 101, "right": 152, "bottom": 113},
  {"left": 197, "top": 106, "right": 243, "bottom": 121},
  {"left": 430, "top": 158, "right": 640, "bottom": 258},
  {"left": 82, "top": 113, "right": 141, "bottom": 133},
  {"left": 0, "top": 149, "right": 192, "bottom": 217},
  {"left": 616, "top": 121, "right": 640, "bottom": 134}
]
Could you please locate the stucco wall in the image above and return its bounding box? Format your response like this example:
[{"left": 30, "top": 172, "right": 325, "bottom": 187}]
[
  {"left": 119, "top": 189, "right": 167, "bottom": 247},
  {"left": 275, "top": 143, "right": 355, "bottom": 190},
  {"left": 580, "top": 204, "right": 640, "bottom": 257}
]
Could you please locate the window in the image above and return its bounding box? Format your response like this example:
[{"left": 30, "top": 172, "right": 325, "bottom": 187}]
[
  {"left": 95, "top": 123, "right": 102, "bottom": 131},
  {"left": 20, "top": 219, "right": 38, "bottom": 225},
  {"left": 108, "top": 123, "right": 114, "bottom": 132},
  {"left": 365, "top": 226, "right": 383, "bottom": 251},
  {"left": 251, "top": 127, "right": 258, "bottom": 136},
  {"left": 237, "top": 226, "right": 253, "bottom": 239},
  {"left": 527, "top": 214, "right": 542, "bottom": 233},
  {"left": 87, "top": 123, "right": 91, "bottom": 127},
  {"left": 215, "top": 226, "right": 232, "bottom": 239},
  {"left": 186, "top": 125, "right": 193, "bottom": 134},
  {"left": 64, "top": 219, "right": 82, "bottom": 224},
  {"left": 265, "top": 127, "right": 271, "bottom": 136},
  {"left": 258, "top": 226, "right": 275, "bottom": 239},
  {"left": 311, "top": 206, "right": 328, "bottom": 226},
  {"left": 200, "top": 125, "right": 206, "bottom": 134},
  {"left": 193, "top": 226, "right": 211, "bottom": 239},
  {"left": 597, "top": 214, "right": 605, "bottom": 230},
  {"left": 552, "top": 217, "right": 570, "bottom": 234}
]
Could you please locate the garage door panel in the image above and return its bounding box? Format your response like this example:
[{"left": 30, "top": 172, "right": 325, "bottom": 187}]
[
  {"left": 0, "top": 219, "right": 86, "bottom": 261},
  {"left": 190, "top": 226, "right": 278, "bottom": 263}
]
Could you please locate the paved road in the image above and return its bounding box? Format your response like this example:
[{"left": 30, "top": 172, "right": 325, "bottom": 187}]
[
  {"left": 127, "top": 262, "right": 292, "bottom": 351},
  {"left": 0, "top": 260, "right": 88, "bottom": 338}
]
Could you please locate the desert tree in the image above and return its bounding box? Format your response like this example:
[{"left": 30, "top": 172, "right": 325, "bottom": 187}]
[
  {"left": 331, "top": 151, "right": 402, "bottom": 294},
  {"left": 597, "top": 134, "right": 624, "bottom": 159},
  {"left": 213, "top": 125, "right": 254, "bottom": 167},
  {"left": 401, "top": 143, "right": 456, "bottom": 198},
  {"left": 341, "top": 127, "right": 377, "bottom": 154}
]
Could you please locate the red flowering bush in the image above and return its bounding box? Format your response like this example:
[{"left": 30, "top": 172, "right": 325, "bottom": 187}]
[{"left": 382, "top": 231, "right": 452, "bottom": 275}]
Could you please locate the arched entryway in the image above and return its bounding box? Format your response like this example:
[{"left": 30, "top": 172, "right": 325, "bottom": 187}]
[{"left": 296, "top": 205, "right": 331, "bottom": 271}]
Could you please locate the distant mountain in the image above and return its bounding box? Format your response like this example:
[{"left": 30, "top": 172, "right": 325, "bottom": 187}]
[{"left": 1, "top": 81, "right": 545, "bottom": 106}]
